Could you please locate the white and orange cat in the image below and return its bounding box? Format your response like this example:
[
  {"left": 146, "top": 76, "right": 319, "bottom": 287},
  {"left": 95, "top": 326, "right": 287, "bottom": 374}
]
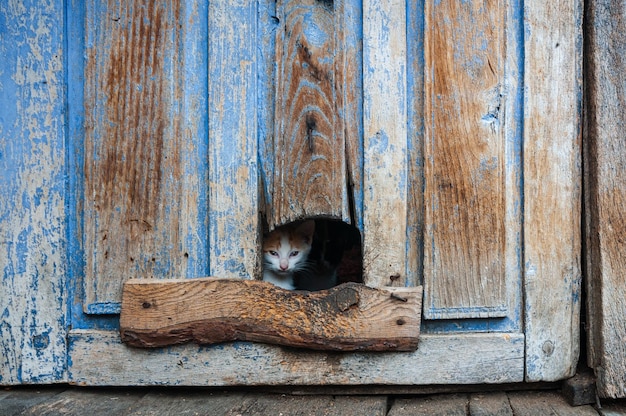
[{"left": 262, "top": 220, "right": 316, "bottom": 290}]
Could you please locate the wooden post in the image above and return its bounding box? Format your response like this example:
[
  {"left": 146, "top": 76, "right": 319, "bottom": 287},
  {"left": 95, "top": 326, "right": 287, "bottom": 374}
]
[
  {"left": 523, "top": 0, "right": 583, "bottom": 382},
  {"left": 585, "top": 0, "right": 626, "bottom": 399}
]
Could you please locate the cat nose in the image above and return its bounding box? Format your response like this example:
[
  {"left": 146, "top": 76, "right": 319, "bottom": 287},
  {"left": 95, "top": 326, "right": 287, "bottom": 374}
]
[{"left": 280, "top": 262, "right": 288, "bottom": 270}]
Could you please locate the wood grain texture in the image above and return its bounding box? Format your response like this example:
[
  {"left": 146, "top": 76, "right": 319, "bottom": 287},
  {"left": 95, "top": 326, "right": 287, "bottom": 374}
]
[
  {"left": 69, "top": 330, "right": 524, "bottom": 386},
  {"left": 272, "top": 0, "right": 346, "bottom": 226},
  {"left": 0, "top": 0, "right": 68, "bottom": 384},
  {"left": 362, "top": 0, "right": 409, "bottom": 288},
  {"left": 208, "top": 1, "right": 260, "bottom": 278},
  {"left": 523, "top": 0, "right": 583, "bottom": 382},
  {"left": 422, "top": 0, "right": 514, "bottom": 319},
  {"left": 120, "top": 278, "right": 421, "bottom": 351},
  {"left": 83, "top": 0, "right": 207, "bottom": 311},
  {"left": 585, "top": 0, "right": 626, "bottom": 398}
]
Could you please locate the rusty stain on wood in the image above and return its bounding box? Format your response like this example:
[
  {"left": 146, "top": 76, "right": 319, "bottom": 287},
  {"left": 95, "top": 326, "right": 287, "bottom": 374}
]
[
  {"left": 83, "top": 0, "right": 196, "bottom": 310},
  {"left": 120, "top": 278, "right": 422, "bottom": 351}
]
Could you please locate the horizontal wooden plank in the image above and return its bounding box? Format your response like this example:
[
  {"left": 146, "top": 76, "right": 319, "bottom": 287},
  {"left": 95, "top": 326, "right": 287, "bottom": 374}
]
[
  {"left": 69, "top": 330, "right": 524, "bottom": 385},
  {"left": 120, "top": 278, "right": 421, "bottom": 351}
]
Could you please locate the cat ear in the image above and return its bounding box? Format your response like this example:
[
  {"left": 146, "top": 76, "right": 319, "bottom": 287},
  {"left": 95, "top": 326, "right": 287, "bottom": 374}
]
[{"left": 297, "top": 220, "right": 315, "bottom": 240}]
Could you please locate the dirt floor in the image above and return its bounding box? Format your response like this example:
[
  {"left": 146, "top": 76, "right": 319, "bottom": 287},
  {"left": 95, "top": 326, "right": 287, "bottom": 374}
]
[{"left": 3, "top": 385, "right": 626, "bottom": 416}]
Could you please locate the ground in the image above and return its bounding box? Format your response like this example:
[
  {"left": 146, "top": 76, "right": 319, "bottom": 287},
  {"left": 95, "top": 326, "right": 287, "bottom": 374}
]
[{"left": 2, "top": 386, "right": 626, "bottom": 416}]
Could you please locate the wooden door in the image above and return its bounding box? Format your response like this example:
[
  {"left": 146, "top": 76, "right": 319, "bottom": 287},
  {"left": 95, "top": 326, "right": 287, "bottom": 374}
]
[{"left": 0, "top": 0, "right": 582, "bottom": 386}]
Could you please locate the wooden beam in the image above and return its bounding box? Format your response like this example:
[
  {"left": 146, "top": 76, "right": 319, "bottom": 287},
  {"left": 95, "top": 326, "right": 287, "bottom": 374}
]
[
  {"left": 120, "top": 278, "right": 421, "bottom": 351},
  {"left": 523, "top": 0, "right": 583, "bottom": 382},
  {"left": 70, "top": 331, "right": 524, "bottom": 385}
]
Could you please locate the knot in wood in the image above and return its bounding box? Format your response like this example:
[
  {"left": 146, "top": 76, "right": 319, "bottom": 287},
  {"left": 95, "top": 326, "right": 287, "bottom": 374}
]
[{"left": 332, "top": 286, "right": 359, "bottom": 312}]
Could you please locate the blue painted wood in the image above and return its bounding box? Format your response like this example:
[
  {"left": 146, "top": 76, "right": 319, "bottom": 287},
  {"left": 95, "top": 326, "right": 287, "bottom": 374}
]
[
  {"left": 75, "top": 0, "right": 211, "bottom": 315},
  {"left": 66, "top": 0, "right": 210, "bottom": 324},
  {"left": 0, "top": 0, "right": 68, "bottom": 384},
  {"left": 208, "top": 1, "right": 260, "bottom": 278}
]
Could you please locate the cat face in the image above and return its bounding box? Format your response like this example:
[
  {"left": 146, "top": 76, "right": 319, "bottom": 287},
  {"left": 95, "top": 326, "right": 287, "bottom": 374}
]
[{"left": 263, "top": 220, "right": 315, "bottom": 276}]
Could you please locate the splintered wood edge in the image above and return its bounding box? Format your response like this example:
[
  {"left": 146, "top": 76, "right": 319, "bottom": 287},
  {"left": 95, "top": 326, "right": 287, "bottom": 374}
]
[{"left": 120, "top": 278, "right": 422, "bottom": 352}]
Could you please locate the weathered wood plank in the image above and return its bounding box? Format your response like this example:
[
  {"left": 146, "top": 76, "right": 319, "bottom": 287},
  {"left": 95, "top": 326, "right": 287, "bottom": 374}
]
[
  {"left": 422, "top": 0, "right": 509, "bottom": 319},
  {"left": 406, "top": 0, "right": 425, "bottom": 287},
  {"left": 388, "top": 395, "right": 468, "bottom": 416},
  {"left": 208, "top": 1, "right": 260, "bottom": 279},
  {"left": 362, "top": 0, "right": 409, "bottom": 288},
  {"left": 17, "top": 388, "right": 147, "bottom": 416},
  {"left": 271, "top": 0, "right": 347, "bottom": 226},
  {"left": 523, "top": 0, "right": 583, "bottom": 381},
  {"left": 508, "top": 391, "right": 598, "bottom": 416},
  {"left": 585, "top": 0, "right": 626, "bottom": 399},
  {"left": 120, "top": 278, "right": 421, "bottom": 351},
  {"left": 0, "top": 0, "right": 68, "bottom": 384},
  {"left": 69, "top": 330, "right": 524, "bottom": 385},
  {"left": 83, "top": 0, "right": 207, "bottom": 311}
]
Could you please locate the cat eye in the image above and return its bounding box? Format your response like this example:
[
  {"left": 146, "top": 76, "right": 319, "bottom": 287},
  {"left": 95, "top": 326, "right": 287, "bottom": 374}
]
[
  {"left": 269, "top": 250, "right": 278, "bottom": 257},
  {"left": 289, "top": 251, "right": 299, "bottom": 257}
]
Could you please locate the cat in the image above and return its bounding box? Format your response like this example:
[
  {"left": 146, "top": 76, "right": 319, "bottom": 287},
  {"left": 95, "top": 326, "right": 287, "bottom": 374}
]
[{"left": 262, "top": 220, "right": 316, "bottom": 290}]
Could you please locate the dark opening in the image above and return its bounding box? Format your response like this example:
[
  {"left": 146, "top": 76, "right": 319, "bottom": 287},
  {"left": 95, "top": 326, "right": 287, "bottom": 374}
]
[
  {"left": 308, "top": 219, "right": 363, "bottom": 287},
  {"left": 261, "top": 218, "right": 363, "bottom": 291}
]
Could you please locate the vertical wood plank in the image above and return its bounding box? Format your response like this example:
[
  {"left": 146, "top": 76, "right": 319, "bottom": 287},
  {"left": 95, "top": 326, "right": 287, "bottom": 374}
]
[
  {"left": 208, "top": 1, "right": 260, "bottom": 278},
  {"left": 0, "top": 0, "right": 68, "bottom": 384},
  {"left": 339, "top": 0, "right": 364, "bottom": 232},
  {"left": 585, "top": 0, "right": 626, "bottom": 398},
  {"left": 422, "top": 0, "right": 511, "bottom": 318},
  {"left": 271, "top": 0, "right": 346, "bottom": 226},
  {"left": 362, "top": 0, "right": 408, "bottom": 288},
  {"left": 523, "top": 0, "right": 583, "bottom": 381},
  {"left": 83, "top": 0, "right": 208, "bottom": 312}
]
